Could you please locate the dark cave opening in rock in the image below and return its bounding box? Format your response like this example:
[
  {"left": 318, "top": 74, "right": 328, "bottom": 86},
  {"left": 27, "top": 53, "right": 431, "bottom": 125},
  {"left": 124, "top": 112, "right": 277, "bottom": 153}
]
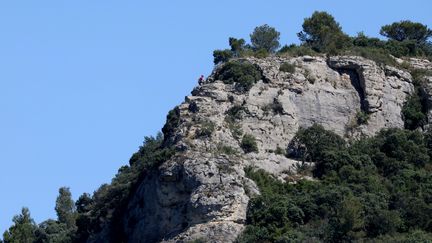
[{"left": 338, "top": 68, "right": 368, "bottom": 113}]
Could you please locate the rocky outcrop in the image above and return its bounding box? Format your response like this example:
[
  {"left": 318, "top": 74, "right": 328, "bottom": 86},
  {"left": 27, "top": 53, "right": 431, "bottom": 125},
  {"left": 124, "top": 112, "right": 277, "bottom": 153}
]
[{"left": 121, "top": 56, "right": 416, "bottom": 242}]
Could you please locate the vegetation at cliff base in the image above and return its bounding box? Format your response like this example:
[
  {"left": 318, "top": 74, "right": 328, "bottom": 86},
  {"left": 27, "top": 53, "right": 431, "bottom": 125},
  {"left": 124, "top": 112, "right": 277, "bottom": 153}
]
[
  {"left": 3, "top": 132, "right": 175, "bottom": 243},
  {"left": 238, "top": 125, "right": 432, "bottom": 242}
]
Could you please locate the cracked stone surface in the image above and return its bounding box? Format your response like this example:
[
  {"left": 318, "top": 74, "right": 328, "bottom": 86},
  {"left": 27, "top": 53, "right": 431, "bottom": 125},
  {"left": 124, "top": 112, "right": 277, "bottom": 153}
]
[{"left": 93, "top": 55, "right": 420, "bottom": 243}]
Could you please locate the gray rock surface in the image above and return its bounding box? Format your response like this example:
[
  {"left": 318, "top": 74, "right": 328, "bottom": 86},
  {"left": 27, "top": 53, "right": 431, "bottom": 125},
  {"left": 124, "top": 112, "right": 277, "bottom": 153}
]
[{"left": 121, "top": 56, "right": 417, "bottom": 242}]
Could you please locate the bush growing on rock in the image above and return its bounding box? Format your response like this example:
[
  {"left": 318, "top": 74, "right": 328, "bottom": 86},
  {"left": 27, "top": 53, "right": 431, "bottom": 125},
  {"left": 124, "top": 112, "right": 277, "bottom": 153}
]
[
  {"left": 241, "top": 134, "right": 258, "bottom": 153},
  {"left": 402, "top": 93, "right": 427, "bottom": 130},
  {"left": 356, "top": 110, "right": 369, "bottom": 125},
  {"left": 345, "top": 46, "right": 396, "bottom": 66},
  {"left": 197, "top": 120, "right": 215, "bottom": 138},
  {"left": 162, "top": 106, "right": 180, "bottom": 139},
  {"left": 240, "top": 127, "right": 432, "bottom": 242},
  {"left": 216, "top": 61, "right": 262, "bottom": 92},
  {"left": 213, "top": 49, "right": 233, "bottom": 64},
  {"left": 278, "top": 44, "right": 317, "bottom": 56},
  {"left": 287, "top": 124, "right": 346, "bottom": 162},
  {"left": 279, "top": 62, "right": 296, "bottom": 73}
]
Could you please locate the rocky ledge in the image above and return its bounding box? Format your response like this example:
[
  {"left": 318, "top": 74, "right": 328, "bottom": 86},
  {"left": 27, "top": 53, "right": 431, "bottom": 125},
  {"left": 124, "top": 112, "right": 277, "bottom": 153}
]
[{"left": 116, "top": 56, "right": 431, "bottom": 242}]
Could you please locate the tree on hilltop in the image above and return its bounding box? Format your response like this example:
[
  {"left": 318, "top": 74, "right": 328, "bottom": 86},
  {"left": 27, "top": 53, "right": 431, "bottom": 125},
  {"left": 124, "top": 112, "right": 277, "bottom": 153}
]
[{"left": 250, "top": 24, "right": 280, "bottom": 53}]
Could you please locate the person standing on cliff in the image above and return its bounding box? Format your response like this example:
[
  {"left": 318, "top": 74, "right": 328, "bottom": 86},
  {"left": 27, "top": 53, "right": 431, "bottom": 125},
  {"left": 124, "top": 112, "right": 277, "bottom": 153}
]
[{"left": 198, "top": 75, "right": 205, "bottom": 84}]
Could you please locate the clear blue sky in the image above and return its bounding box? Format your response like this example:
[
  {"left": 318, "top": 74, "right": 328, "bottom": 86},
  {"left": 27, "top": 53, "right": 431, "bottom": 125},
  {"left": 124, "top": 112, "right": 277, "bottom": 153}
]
[{"left": 1, "top": 0, "right": 431, "bottom": 234}]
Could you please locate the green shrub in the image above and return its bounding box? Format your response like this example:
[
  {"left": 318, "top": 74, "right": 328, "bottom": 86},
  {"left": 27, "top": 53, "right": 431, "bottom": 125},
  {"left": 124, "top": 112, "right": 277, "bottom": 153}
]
[
  {"left": 402, "top": 93, "right": 427, "bottom": 130},
  {"left": 70, "top": 133, "right": 176, "bottom": 242},
  {"left": 352, "top": 32, "right": 386, "bottom": 48},
  {"left": 272, "top": 102, "right": 284, "bottom": 115},
  {"left": 356, "top": 111, "right": 369, "bottom": 125},
  {"left": 411, "top": 68, "right": 432, "bottom": 83},
  {"left": 278, "top": 44, "right": 317, "bottom": 56},
  {"left": 188, "top": 101, "right": 199, "bottom": 113},
  {"left": 253, "top": 48, "right": 269, "bottom": 58},
  {"left": 229, "top": 37, "right": 246, "bottom": 57},
  {"left": 287, "top": 124, "right": 346, "bottom": 162},
  {"left": 241, "top": 127, "right": 432, "bottom": 242},
  {"left": 274, "top": 146, "right": 286, "bottom": 155},
  {"left": 216, "top": 143, "right": 238, "bottom": 155},
  {"left": 279, "top": 62, "right": 296, "bottom": 73},
  {"left": 226, "top": 105, "right": 247, "bottom": 121},
  {"left": 213, "top": 49, "right": 233, "bottom": 64},
  {"left": 225, "top": 105, "right": 245, "bottom": 139},
  {"left": 241, "top": 134, "right": 258, "bottom": 153},
  {"left": 228, "top": 122, "right": 243, "bottom": 140},
  {"left": 345, "top": 47, "right": 396, "bottom": 66},
  {"left": 161, "top": 106, "right": 180, "bottom": 139},
  {"left": 216, "top": 61, "right": 262, "bottom": 92},
  {"left": 197, "top": 120, "right": 215, "bottom": 138}
]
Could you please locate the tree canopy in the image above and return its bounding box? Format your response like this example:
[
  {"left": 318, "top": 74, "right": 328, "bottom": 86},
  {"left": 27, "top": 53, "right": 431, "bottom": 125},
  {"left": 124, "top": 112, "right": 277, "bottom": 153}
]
[
  {"left": 3, "top": 208, "right": 38, "bottom": 243},
  {"left": 239, "top": 126, "right": 432, "bottom": 242},
  {"left": 380, "top": 20, "right": 432, "bottom": 43},
  {"left": 297, "top": 11, "right": 351, "bottom": 53},
  {"left": 250, "top": 24, "right": 280, "bottom": 53}
]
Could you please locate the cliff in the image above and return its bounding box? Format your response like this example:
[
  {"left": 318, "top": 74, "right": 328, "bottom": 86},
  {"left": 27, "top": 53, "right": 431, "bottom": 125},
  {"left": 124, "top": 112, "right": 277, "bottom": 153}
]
[{"left": 102, "top": 55, "right": 432, "bottom": 242}]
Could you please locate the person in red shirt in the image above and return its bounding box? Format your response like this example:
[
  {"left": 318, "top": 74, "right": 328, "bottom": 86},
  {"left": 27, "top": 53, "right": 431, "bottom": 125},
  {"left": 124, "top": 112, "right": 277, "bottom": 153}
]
[{"left": 198, "top": 75, "right": 205, "bottom": 83}]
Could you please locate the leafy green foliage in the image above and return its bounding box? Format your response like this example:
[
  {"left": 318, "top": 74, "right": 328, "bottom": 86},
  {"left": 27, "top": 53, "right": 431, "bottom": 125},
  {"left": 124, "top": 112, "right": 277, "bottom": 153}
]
[
  {"left": 3, "top": 208, "right": 38, "bottom": 243},
  {"left": 250, "top": 24, "right": 280, "bottom": 53},
  {"left": 226, "top": 105, "right": 247, "bottom": 121},
  {"left": 287, "top": 124, "right": 346, "bottom": 162},
  {"left": 298, "top": 11, "right": 351, "bottom": 53},
  {"left": 6, "top": 13, "right": 432, "bottom": 243},
  {"left": 162, "top": 106, "right": 180, "bottom": 139},
  {"left": 241, "top": 126, "right": 432, "bottom": 242},
  {"left": 380, "top": 20, "right": 432, "bottom": 43},
  {"left": 229, "top": 37, "right": 246, "bottom": 57},
  {"left": 402, "top": 93, "right": 427, "bottom": 130},
  {"left": 35, "top": 219, "right": 73, "bottom": 243},
  {"left": 402, "top": 71, "right": 430, "bottom": 130},
  {"left": 351, "top": 28, "right": 432, "bottom": 60},
  {"left": 72, "top": 133, "right": 175, "bottom": 242},
  {"left": 278, "top": 44, "right": 317, "bottom": 56},
  {"left": 213, "top": 49, "right": 233, "bottom": 64},
  {"left": 216, "top": 61, "right": 262, "bottom": 92},
  {"left": 346, "top": 46, "right": 396, "bottom": 66},
  {"left": 197, "top": 120, "right": 215, "bottom": 138},
  {"left": 279, "top": 62, "right": 296, "bottom": 73},
  {"left": 216, "top": 143, "right": 238, "bottom": 155},
  {"left": 356, "top": 110, "right": 369, "bottom": 125},
  {"left": 241, "top": 134, "right": 258, "bottom": 153},
  {"left": 55, "top": 187, "right": 76, "bottom": 228}
]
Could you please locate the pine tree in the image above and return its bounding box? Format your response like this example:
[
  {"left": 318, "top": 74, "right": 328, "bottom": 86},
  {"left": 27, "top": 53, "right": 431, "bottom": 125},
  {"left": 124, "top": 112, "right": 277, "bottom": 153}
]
[
  {"left": 3, "top": 207, "right": 38, "bottom": 243},
  {"left": 55, "top": 187, "right": 76, "bottom": 228}
]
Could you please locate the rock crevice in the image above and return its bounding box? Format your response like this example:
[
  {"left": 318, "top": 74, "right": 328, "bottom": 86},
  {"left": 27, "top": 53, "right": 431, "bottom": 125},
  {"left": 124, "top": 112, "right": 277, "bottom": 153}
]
[{"left": 119, "top": 55, "right": 416, "bottom": 242}]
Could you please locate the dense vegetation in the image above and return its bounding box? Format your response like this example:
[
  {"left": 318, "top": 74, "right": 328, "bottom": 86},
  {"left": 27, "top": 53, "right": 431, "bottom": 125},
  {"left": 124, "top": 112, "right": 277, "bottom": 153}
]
[
  {"left": 238, "top": 125, "right": 432, "bottom": 242},
  {"left": 216, "top": 61, "right": 263, "bottom": 92},
  {"left": 214, "top": 11, "right": 432, "bottom": 65},
  {"left": 4, "top": 11, "right": 432, "bottom": 243},
  {"left": 3, "top": 133, "right": 175, "bottom": 243}
]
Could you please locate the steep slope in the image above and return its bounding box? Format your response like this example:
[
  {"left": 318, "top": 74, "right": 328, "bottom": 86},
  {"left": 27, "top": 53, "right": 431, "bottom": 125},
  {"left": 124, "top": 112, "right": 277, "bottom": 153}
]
[{"left": 114, "top": 55, "right": 421, "bottom": 242}]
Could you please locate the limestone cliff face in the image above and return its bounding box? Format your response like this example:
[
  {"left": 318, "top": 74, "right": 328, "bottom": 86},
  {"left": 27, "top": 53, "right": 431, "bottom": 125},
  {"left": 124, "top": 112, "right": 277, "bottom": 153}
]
[{"left": 121, "top": 56, "right": 430, "bottom": 242}]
